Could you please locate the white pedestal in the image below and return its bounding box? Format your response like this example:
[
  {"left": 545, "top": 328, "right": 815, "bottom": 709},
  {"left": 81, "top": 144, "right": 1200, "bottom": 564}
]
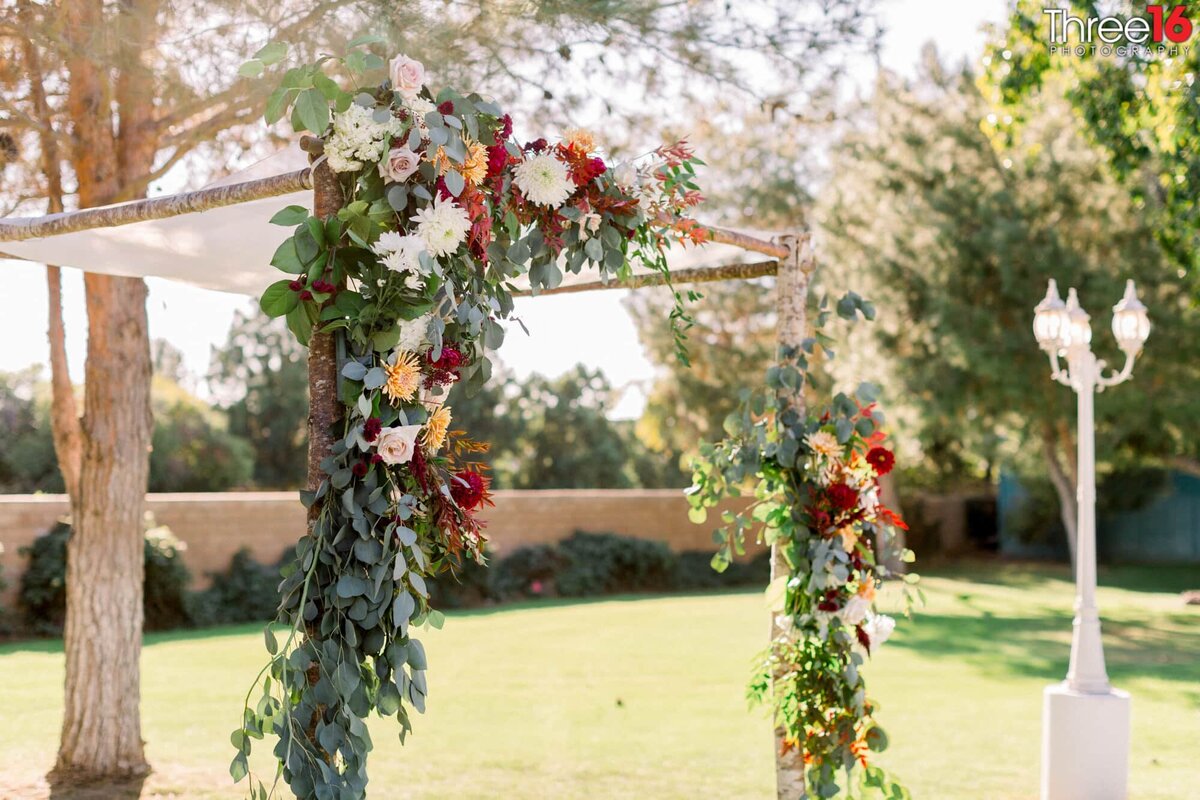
[{"left": 1041, "top": 683, "right": 1131, "bottom": 800}]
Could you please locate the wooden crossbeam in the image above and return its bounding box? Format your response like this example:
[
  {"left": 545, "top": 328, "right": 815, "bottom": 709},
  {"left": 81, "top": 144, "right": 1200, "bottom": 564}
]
[
  {"left": 0, "top": 164, "right": 791, "bottom": 265},
  {"left": 512, "top": 259, "right": 778, "bottom": 297},
  {"left": 0, "top": 168, "right": 313, "bottom": 241}
]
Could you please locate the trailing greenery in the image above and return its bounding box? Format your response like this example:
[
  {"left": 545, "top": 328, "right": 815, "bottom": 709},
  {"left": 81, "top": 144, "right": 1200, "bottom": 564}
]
[
  {"left": 687, "top": 290, "right": 916, "bottom": 797},
  {"left": 232, "top": 38, "right": 706, "bottom": 799}
]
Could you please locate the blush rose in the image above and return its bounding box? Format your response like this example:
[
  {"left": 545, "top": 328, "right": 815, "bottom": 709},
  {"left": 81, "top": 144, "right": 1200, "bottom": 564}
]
[
  {"left": 389, "top": 54, "right": 425, "bottom": 98},
  {"left": 379, "top": 146, "right": 420, "bottom": 182},
  {"left": 374, "top": 425, "right": 422, "bottom": 465}
]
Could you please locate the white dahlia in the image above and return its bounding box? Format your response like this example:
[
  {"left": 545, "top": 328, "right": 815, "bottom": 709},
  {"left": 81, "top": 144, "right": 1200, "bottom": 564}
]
[
  {"left": 412, "top": 197, "right": 471, "bottom": 257},
  {"left": 513, "top": 151, "right": 572, "bottom": 207},
  {"left": 375, "top": 233, "right": 426, "bottom": 271},
  {"left": 397, "top": 313, "right": 433, "bottom": 353}
]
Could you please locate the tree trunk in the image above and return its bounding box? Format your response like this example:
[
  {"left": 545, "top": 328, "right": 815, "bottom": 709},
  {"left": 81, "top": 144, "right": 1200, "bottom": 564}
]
[
  {"left": 770, "top": 232, "right": 813, "bottom": 799},
  {"left": 55, "top": 273, "right": 153, "bottom": 780},
  {"left": 52, "top": 0, "right": 156, "bottom": 779},
  {"left": 1043, "top": 430, "right": 1078, "bottom": 567},
  {"left": 18, "top": 7, "right": 84, "bottom": 503}
]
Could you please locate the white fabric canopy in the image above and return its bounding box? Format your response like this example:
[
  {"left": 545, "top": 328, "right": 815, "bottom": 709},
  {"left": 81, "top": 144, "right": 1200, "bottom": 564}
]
[{"left": 0, "top": 150, "right": 773, "bottom": 297}]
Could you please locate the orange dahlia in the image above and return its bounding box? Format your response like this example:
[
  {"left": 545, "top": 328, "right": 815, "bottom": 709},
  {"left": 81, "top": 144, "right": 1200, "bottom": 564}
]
[
  {"left": 383, "top": 351, "right": 422, "bottom": 403},
  {"left": 423, "top": 405, "right": 452, "bottom": 452}
]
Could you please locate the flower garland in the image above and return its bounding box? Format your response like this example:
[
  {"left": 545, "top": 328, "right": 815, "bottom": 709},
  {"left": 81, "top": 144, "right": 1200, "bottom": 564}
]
[
  {"left": 232, "top": 42, "right": 704, "bottom": 799},
  {"left": 687, "top": 330, "right": 917, "bottom": 797}
]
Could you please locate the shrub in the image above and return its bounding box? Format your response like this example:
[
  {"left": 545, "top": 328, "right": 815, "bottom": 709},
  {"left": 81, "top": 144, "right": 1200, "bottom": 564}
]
[
  {"left": 19, "top": 513, "right": 192, "bottom": 634},
  {"left": 428, "top": 557, "right": 495, "bottom": 608},
  {"left": 487, "top": 543, "right": 565, "bottom": 601},
  {"left": 555, "top": 531, "right": 675, "bottom": 597},
  {"left": 674, "top": 549, "right": 771, "bottom": 590},
  {"left": 189, "top": 548, "right": 286, "bottom": 626}
]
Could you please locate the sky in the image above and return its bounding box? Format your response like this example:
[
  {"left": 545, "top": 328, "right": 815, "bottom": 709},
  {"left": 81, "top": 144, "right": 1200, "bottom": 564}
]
[{"left": 0, "top": 0, "right": 1009, "bottom": 419}]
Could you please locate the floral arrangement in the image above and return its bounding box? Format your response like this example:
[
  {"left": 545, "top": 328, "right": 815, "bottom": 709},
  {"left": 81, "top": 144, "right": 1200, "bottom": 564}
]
[
  {"left": 687, "top": 330, "right": 917, "bottom": 798},
  {"left": 232, "top": 40, "right": 704, "bottom": 799}
]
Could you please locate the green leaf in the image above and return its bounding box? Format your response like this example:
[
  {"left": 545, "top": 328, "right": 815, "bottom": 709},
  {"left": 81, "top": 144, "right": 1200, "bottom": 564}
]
[
  {"left": 238, "top": 60, "right": 263, "bottom": 78},
  {"left": 254, "top": 41, "right": 288, "bottom": 66},
  {"left": 264, "top": 87, "right": 291, "bottom": 125},
  {"left": 347, "top": 32, "right": 388, "bottom": 49},
  {"left": 294, "top": 87, "right": 330, "bottom": 134},
  {"left": 286, "top": 303, "right": 313, "bottom": 345},
  {"left": 229, "top": 753, "right": 249, "bottom": 782},
  {"left": 269, "top": 205, "right": 308, "bottom": 226},
  {"left": 260, "top": 280, "right": 299, "bottom": 317},
  {"left": 443, "top": 169, "right": 465, "bottom": 197},
  {"left": 263, "top": 625, "right": 278, "bottom": 655},
  {"left": 270, "top": 237, "right": 305, "bottom": 274}
]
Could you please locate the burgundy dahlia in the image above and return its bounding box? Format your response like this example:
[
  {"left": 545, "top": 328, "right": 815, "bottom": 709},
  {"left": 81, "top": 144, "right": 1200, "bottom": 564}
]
[
  {"left": 351, "top": 461, "right": 369, "bottom": 478},
  {"left": 437, "top": 100, "right": 454, "bottom": 115},
  {"left": 450, "top": 470, "right": 487, "bottom": 510},
  {"left": 496, "top": 114, "right": 513, "bottom": 142},
  {"left": 428, "top": 345, "right": 463, "bottom": 371},
  {"left": 486, "top": 144, "right": 508, "bottom": 177},
  {"left": 827, "top": 482, "right": 858, "bottom": 512},
  {"left": 866, "top": 446, "right": 895, "bottom": 476},
  {"left": 288, "top": 279, "right": 304, "bottom": 292},
  {"left": 300, "top": 290, "right": 313, "bottom": 301},
  {"left": 362, "top": 416, "right": 382, "bottom": 442}
]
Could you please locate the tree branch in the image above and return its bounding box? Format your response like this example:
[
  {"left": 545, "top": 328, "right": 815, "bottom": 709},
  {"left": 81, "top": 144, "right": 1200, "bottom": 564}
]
[{"left": 19, "top": 0, "right": 82, "bottom": 503}]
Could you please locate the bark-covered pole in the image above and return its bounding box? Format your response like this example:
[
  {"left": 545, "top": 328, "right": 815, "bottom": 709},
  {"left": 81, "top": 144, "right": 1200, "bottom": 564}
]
[
  {"left": 771, "top": 231, "right": 815, "bottom": 799},
  {"left": 306, "top": 158, "right": 342, "bottom": 508},
  {"left": 302, "top": 156, "right": 342, "bottom": 733}
]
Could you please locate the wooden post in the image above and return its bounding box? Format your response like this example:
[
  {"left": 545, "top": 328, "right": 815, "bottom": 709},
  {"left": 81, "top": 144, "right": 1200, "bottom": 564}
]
[
  {"left": 302, "top": 156, "right": 342, "bottom": 741},
  {"left": 306, "top": 157, "right": 342, "bottom": 521},
  {"left": 771, "top": 231, "right": 815, "bottom": 799}
]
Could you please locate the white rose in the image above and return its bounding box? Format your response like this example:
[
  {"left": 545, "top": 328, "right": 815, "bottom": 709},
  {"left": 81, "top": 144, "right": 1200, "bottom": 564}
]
[
  {"left": 839, "top": 595, "right": 871, "bottom": 627},
  {"left": 864, "top": 613, "right": 896, "bottom": 651},
  {"left": 375, "top": 425, "right": 422, "bottom": 465},
  {"left": 379, "top": 146, "right": 420, "bottom": 182},
  {"left": 389, "top": 54, "right": 426, "bottom": 98}
]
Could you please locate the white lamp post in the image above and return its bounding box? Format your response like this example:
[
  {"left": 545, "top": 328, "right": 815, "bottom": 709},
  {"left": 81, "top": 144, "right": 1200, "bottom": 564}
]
[{"left": 1032, "top": 278, "right": 1150, "bottom": 800}]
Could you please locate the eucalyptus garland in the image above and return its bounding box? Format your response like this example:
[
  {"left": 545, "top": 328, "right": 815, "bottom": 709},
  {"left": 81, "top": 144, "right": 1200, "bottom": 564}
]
[
  {"left": 687, "top": 294, "right": 919, "bottom": 799},
  {"left": 229, "top": 40, "right": 704, "bottom": 799}
]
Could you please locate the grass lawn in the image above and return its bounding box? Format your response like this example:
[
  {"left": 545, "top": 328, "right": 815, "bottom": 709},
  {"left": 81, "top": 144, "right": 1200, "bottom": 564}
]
[{"left": 0, "top": 562, "right": 1196, "bottom": 799}]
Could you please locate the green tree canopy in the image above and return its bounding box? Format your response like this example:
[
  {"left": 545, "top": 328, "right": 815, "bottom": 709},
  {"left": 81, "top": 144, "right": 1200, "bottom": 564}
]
[
  {"left": 208, "top": 308, "right": 310, "bottom": 489},
  {"left": 819, "top": 51, "right": 1200, "bottom": 556}
]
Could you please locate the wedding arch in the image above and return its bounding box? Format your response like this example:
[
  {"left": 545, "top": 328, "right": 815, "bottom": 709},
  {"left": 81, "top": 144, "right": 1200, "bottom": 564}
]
[{"left": 0, "top": 42, "right": 914, "bottom": 800}]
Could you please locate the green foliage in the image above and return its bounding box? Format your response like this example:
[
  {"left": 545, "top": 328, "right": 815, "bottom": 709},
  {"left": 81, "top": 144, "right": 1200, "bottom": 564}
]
[
  {"left": 981, "top": 1, "right": 1200, "bottom": 285},
  {"left": 209, "top": 308, "right": 310, "bottom": 489},
  {"left": 687, "top": 317, "right": 914, "bottom": 793},
  {"left": 18, "top": 514, "right": 192, "bottom": 634},
  {"left": 625, "top": 281, "right": 777, "bottom": 466},
  {"left": 0, "top": 368, "right": 63, "bottom": 493},
  {"left": 555, "top": 531, "right": 676, "bottom": 596},
  {"left": 236, "top": 43, "right": 709, "bottom": 799},
  {"left": 483, "top": 544, "right": 564, "bottom": 601},
  {"left": 820, "top": 52, "right": 1200, "bottom": 513},
  {"left": 505, "top": 366, "right": 648, "bottom": 490},
  {"left": 149, "top": 379, "right": 255, "bottom": 492},
  {"left": 190, "top": 548, "right": 290, "bottom": 627}
]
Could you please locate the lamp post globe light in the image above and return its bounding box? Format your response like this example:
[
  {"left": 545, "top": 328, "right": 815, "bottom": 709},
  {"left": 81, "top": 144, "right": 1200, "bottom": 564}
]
[{"left": 1032, "top": 278, "right": 1150, "bottom": 800}]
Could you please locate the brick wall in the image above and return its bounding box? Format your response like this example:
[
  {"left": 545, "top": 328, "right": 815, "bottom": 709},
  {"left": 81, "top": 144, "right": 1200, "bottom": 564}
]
[{"left": 0, "top": 490, "right": 756, "bottom": 607}]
